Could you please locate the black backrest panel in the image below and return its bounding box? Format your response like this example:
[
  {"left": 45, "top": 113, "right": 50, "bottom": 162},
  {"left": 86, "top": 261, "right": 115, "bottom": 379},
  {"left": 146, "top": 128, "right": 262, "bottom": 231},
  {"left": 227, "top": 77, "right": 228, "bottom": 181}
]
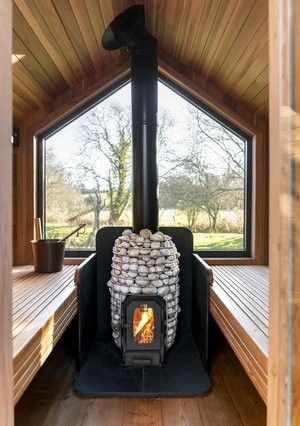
[{"left": 96, "top": 227, "right": 193, "bottom": 336}]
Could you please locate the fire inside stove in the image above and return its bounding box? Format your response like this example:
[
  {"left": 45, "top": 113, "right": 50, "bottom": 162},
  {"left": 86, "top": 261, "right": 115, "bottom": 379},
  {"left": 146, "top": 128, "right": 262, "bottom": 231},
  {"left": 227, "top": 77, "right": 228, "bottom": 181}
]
[{"left": 133, "top": 304, "right": 155, "bottom": 344}]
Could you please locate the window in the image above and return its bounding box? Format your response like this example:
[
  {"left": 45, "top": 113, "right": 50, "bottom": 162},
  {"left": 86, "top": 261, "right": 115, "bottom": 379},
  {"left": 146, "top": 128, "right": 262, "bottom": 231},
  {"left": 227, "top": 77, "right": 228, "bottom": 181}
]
[
  {"left": 38, "top": 77, "right": 252, "bottom": 257},
  {"left": 39, "top": 80, "right": 132, "bottom": 253},
  {"left": 157, "top": 79, "right": 252, "bottom": 257}
]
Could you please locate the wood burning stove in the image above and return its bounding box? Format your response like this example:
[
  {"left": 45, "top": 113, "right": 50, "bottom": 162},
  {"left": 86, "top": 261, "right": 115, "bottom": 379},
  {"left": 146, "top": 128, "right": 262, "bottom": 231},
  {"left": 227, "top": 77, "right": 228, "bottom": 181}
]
[
  {"left": 73, "top": 3, "right": 211, "bottom": 397},
  {"left": 75, "top": 226, "right": 211, "bottom": 397},
  {"left": 122, "top": 295, "right": 165, "bottom": 366}
]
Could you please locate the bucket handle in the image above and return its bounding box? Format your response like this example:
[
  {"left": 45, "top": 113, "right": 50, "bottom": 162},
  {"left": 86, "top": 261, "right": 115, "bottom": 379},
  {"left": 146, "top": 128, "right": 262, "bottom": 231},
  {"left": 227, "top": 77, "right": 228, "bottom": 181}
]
[{"left": 58, "top": 223, "right": 86, "bottom": 242}]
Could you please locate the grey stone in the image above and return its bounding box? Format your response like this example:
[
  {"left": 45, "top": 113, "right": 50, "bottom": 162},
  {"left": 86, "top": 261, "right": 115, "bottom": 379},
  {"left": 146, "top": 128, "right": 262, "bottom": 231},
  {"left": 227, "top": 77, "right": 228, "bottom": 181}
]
[
  {"left": 122, "top": 256, "right": 130, "bottom": 263},
  {"left": 157, "top": 286, "right": 169, "bottom": 296},
  {"left": 150, "top": 232, "right": 165, "bottom": 242},
  {"left": 113, "top": 263, "right": 121, "bottom": 270},
  {"left": 129, "top": 285, "right": 141, "bottom": 294},
  {"left": 150, "top": 241, "right": 161, "bottom": 249},
  {"left": 122, "top": 263, "right": 130, "bottom": 271},
  {"left": 148, "top": 273, "right": 159, "bottom": 280},
  {"left": 150, "top": 249, "right": 161, "bottom": 258},
  {"left": 129, "top": 264, "right": 138, "bottom": 272},
  {"left": 125, "top": 278, "right": 134, "bottom": 286},
  {"left": 119, "top": 241, "right": 130, "bottom": 249},
  {"left": 139, "top": 229, "right": 152, "bottom": 239},
  {"left": 128, "top": 248, "right": 139, "bottom": 257},
  {"left": 152, "top": 279, "right": 164, "bottom": 287},
  {"left": 138, "top": 265, "right": 148, "bottom": 274},
  {"left": 119, "top": 285, "right": 130, "bottom": 294},
  {"left": 140, "top": 248, "right": 151, "bottom": 255},
  {"left": 160, "top": 273, "right": 168, "bottom": 279},
  {"left": 120, "top": 235, "right": 130, "bottom": 241},
  {"left": 155, "top": 264, "right": 164, "bottom": 273},
  {"left": 138, "top": 259, "right": 146, "bottom": 265},
  {"left": 141, "top": 285, "right": 157, "bottom": 294},
  {"left": 122, "top": 229, "right": 133, "bottom": 236},
  {"left": 128, "top": 271, "right": 138, "bottom": 278},
  {"left": 169, "top": 284, "right": 177, "bottom": 292},
  {"left": 135, "top": 275, "right": 149, "bottom": 281},
  {"left": 135, "top": 279, "right": 149, "bottom": 287},
  {"left": 156, "top": 256, "right": 166, "bottom": 264}
]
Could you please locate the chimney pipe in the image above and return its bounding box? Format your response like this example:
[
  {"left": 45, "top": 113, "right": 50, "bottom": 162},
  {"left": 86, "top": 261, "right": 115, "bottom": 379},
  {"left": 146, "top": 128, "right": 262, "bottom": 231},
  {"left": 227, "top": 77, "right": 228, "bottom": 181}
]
[{"left": 102, "top": 5, "right": 158, "bottom": 233}]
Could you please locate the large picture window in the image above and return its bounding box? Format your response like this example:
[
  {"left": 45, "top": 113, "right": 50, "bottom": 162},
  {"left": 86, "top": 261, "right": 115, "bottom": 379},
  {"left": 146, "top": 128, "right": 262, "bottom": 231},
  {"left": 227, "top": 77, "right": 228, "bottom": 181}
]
[
  {"left": 38, "top": 78, "right": 252, "bottom": 256},
  {"left": 39, "top": 81, "right": 132, "bottom": 252},
  {"left": 157, "top": 79, "right": 252, "bottom": 257}
]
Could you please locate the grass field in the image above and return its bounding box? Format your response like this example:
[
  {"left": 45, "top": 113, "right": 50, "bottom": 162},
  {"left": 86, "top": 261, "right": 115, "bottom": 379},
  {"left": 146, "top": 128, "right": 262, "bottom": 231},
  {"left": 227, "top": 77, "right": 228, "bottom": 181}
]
[
  {"left": 193, "top": 233, "right": 243, "bottom": 250},
  {"left": 46, "top": 225, "right": 243, "bottom": 251}
]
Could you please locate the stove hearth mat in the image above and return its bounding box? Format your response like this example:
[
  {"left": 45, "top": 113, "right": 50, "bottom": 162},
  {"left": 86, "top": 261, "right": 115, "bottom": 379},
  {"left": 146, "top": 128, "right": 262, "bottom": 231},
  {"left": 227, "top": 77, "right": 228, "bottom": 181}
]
[{"left": 74, "top": 332, "right": 211, "bottom": 397}]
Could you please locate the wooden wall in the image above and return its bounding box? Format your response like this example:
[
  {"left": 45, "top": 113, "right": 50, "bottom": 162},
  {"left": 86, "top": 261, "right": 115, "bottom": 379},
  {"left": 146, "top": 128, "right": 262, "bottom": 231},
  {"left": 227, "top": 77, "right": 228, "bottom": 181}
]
[
  {"left": 0, "top": 0, "right": 14, "bottom": 423},
  {"left": 268, "top": 0, "right": 300, "bottom": 423},
  {"left": 13, "top": 53, "right": 269, "bottom": 266}
]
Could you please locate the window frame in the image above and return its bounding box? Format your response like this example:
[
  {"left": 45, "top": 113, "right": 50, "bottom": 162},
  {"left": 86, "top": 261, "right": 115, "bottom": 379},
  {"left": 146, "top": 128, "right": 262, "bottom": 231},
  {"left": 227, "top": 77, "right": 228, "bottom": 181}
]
[
  {"left": 37, "top": 75, "right": 253, "bottom": 258},
  {"left": 37, "top": 76, "right": 131, "bottom": 257},
  {"left": 158, "top": 76, "right": 253, "bottom": 258}
]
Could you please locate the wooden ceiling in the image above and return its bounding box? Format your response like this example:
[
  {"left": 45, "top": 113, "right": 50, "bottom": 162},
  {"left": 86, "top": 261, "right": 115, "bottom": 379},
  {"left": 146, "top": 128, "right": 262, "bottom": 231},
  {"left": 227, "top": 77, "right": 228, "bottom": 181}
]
[{"left": 12, "top": 0, "right": 268, "bottom": 124}]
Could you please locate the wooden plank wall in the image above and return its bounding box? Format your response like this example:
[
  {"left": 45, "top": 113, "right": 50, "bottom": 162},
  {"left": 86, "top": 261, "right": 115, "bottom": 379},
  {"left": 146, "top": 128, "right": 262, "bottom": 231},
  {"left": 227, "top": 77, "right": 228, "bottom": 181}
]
[
  {"left": 268, "top": 0, "right": 300, "bottom": 424},
  {"left": 0, "top": 0, "right": 14, "bottom": 423},
  {"left": 13, "top": 53, "right": 269, "bottom": 266}
]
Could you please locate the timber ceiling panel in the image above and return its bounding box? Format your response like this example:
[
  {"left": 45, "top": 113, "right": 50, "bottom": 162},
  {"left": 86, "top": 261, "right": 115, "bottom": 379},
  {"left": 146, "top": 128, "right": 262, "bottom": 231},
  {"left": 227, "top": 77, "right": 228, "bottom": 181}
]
[{"left": 12, "top": 0, "right": 268, "bottom": 124}]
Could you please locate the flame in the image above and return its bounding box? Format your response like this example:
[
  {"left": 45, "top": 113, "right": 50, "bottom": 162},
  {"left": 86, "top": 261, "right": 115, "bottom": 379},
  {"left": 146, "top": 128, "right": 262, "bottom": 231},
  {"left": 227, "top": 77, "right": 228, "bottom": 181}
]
[{"left": 133, "top": 304, "right": 154, "bottom": 344}]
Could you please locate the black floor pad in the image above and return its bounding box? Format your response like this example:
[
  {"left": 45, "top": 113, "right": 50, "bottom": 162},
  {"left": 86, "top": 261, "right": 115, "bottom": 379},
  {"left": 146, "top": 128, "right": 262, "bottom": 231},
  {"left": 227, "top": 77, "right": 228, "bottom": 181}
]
[{"left": 74, "top": 332, "right": 211, "bottom": 397}]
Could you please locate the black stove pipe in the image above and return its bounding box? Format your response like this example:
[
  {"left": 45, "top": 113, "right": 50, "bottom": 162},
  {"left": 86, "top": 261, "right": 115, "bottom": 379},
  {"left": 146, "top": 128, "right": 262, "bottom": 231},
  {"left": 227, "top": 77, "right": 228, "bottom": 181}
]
[{"left": 101, "top": 5, "right": 158, "bottom": 232}]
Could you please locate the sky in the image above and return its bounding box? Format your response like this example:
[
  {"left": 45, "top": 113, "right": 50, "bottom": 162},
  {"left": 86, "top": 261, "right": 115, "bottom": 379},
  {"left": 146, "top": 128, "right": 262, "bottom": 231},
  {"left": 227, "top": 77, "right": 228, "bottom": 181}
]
[
  {"left": 46, "top": 81, "right": 189, "bottom": 162},
  {"left": 46, "top": 80, "right": 245, "bottom": 184}
]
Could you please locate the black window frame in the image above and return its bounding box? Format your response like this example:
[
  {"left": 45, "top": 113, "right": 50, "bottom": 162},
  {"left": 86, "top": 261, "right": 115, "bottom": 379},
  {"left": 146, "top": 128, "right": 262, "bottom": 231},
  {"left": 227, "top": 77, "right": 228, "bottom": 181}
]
[
  {"left": 37, "top": 74, "right": 253, "bottom": 258},
  {"left": 158, "top": 76, "right": 253, "bottom": 258},
  {"left": 37, "top": 76, "right": 131, "bottom": 257}
]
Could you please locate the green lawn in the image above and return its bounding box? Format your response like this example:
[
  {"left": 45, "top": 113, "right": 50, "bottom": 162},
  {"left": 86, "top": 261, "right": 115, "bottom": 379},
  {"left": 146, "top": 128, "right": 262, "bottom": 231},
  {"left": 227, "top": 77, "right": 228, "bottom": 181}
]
[
  {"left": 193, "top": 232, "right": 243, "bottom": 250},
  {"left": 46, "top": 224, "right": 243, "bottom": 251}
]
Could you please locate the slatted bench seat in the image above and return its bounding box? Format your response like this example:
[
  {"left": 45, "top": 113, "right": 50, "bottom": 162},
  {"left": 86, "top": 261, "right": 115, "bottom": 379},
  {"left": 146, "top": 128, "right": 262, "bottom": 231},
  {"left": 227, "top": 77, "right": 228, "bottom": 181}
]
[
  {"left": 208, "top": 264, "right": 269, "bottom": 403},
  {"left": 12, "top": 265, "right": 78, "bottom": 404}
]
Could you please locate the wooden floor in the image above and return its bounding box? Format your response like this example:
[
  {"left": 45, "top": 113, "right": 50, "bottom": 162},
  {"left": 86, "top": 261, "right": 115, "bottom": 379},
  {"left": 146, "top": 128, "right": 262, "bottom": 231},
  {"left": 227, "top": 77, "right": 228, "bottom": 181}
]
[
  {"left": 15, "top": 327, "right": 266, "bottom": 426},
  {"left": 13, "top": 265, "right": 78, "bottom": 404},
  {"left": 210, "top": 265, "right": 269, "bottom": 402}
]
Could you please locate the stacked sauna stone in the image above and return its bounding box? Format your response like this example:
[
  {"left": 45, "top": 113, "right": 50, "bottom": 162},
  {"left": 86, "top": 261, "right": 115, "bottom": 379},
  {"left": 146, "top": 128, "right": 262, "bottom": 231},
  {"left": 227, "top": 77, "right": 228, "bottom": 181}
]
[{"left": 107, "top": 228, "right": 180, "bottom": 350}]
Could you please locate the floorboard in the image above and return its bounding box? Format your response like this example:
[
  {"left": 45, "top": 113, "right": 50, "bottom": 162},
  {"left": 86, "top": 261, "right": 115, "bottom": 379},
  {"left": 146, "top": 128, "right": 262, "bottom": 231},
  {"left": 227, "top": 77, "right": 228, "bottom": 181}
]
[{"left": 15, "top": 325, "right": 266, "bottom": 426}]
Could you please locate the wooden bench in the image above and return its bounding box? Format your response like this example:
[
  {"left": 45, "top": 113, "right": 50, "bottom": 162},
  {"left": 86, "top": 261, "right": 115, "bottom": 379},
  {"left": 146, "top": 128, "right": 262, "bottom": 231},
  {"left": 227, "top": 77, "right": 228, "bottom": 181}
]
[
  {"left": 202, "top": 262, "right": 269, "bottom": 403},
  {"left": 12, "top": 265, "right": 78, "bottom": 404}
]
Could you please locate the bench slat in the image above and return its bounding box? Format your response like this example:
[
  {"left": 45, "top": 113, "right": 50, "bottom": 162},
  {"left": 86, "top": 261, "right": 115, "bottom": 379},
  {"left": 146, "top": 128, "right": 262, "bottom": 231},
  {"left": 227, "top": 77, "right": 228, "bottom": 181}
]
[
  {"left": 210, "top": 265, "right": 269, "bottom": 403},
  {"left": 12, "top": 265, "right": 78, "bottom": 404}
]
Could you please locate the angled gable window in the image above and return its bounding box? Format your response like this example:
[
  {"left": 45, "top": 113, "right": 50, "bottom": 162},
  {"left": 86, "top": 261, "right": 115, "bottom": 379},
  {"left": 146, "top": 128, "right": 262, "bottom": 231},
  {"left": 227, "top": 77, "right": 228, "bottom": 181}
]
[
  {"left": 38, "top": 80, "right": 132, "bottom": 253},
  {"left": 157, "top": 78, "right": 252, "bottom": 257},
  {"left": 38, "top": 77, "right": 252, "bottom": 258}
]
